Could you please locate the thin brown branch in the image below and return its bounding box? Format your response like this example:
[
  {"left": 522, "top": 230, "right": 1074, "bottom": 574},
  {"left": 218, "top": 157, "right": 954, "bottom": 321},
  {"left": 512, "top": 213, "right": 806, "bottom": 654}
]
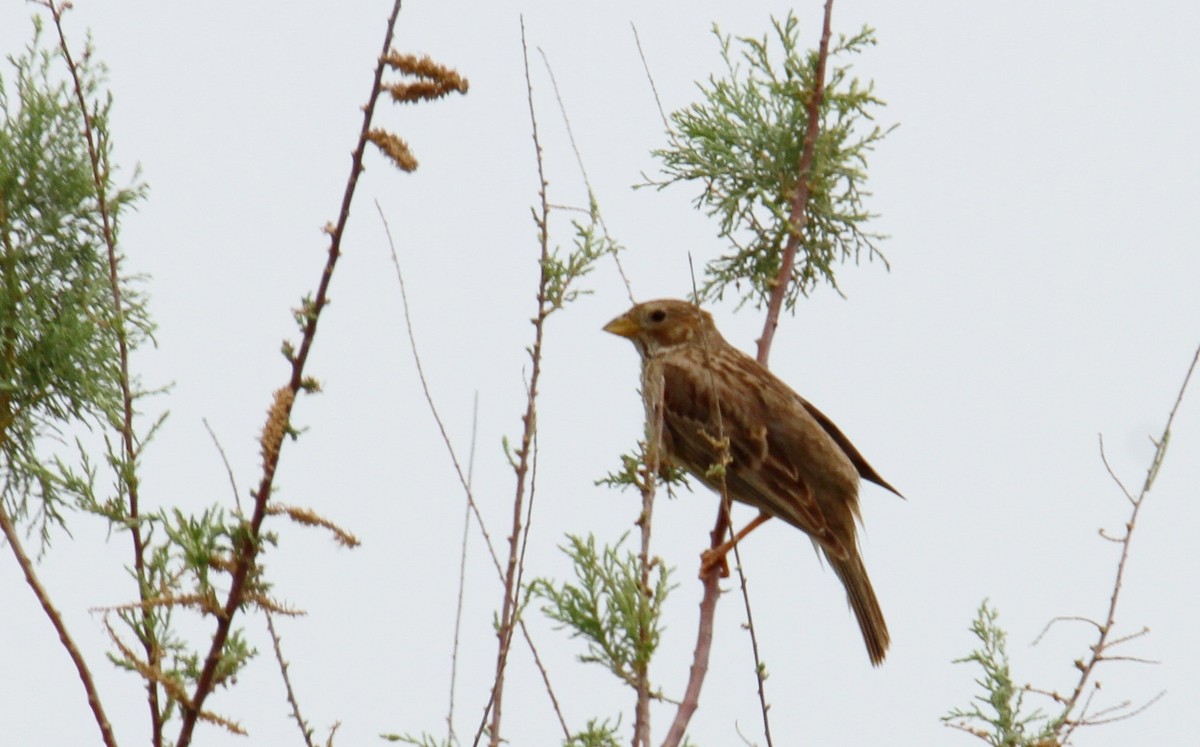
[
  {"left": 536, "top": 47, "right": 634, "bottom": 305},
  {"left": 378, "top": 204, "right": 569, "bottom": 742},
  {"left": 1081, "top": 689, "right": 1165, "bottom": 726},
  {"left": 1, "top": 502, "right": 117, "bottom": 747},
  {"left": 634, "top": 370, "right": 665, "bottom": 747},
  {"left": 729, "top": 542, "right": 774, "bottom": 747},
  {"left": 480, "top": 18, "right": 555, "bottom": 746},
  {"left": 662, "top": 570, "right": 719, "bottom": 747},
  {"left": 756, "top": 0, "right": 836, "bottom": 366},
  {"left": 1097, "top": 435, "right": 1134, "bottom": 504},
  {"left": 38, "top": 0, "right": 159, "bottom": 741},
  {"left": 174, "top": 2, "right": 407, "bottom": 743},
  {"left": 631, "top": 23, "right": 671, "bottom": 132},
  {"left": 377, "top": 202, "right": 504, "bottom": 579},
  {"left": 446, "top": 392, "right": 479, "bottom": 746},
  {"left": 1056, "top": 342, "right": 1199, "bottom": 743},
  {"left": 266, "top": 610, "right": 317, "bottom": 747},
  {"left": 1031, "top": 615, "right": 1103, "bottom": 646},
  {"left": 667, "top": 5, "right": 839, "bottom": 744},
  {"left": 203, "top": 418, "right": 243, "bottom": 513}
]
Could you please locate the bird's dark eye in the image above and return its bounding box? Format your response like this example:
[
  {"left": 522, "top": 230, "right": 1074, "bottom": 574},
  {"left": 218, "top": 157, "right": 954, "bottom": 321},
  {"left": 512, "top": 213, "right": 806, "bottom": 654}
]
[{"left": 649, "top": 309, "right": 667, "bottom": 323}]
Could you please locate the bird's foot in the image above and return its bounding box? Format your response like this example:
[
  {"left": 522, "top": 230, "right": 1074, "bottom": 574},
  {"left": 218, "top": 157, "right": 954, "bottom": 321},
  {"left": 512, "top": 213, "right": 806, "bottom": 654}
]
[{"left": 699, "top": 547, "right": 731, "bottom": 579}]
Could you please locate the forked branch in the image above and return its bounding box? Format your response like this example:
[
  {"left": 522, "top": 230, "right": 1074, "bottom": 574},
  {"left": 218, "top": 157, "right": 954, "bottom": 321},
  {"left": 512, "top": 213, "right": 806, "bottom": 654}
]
[{"left": 1054, "top": 343, "right": 1199, "bottom": 742}]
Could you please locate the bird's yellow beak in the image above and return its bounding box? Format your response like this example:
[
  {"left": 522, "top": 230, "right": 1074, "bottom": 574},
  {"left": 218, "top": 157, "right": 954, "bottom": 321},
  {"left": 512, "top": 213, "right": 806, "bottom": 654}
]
[{"left": 603, "top": 313, "right": 639, "bottom": 339}]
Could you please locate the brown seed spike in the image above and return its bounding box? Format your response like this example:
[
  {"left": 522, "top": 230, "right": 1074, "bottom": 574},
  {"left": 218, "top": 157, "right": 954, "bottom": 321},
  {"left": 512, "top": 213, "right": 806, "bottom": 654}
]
[
  {"left": 381, "top": 51, "right": 469, "bottom": 95},
  {"left": 366, "top": 128, "right": 418, "bottom": 172},
  {"left": 384, "top": 80, "right": 464, "bottom": 104}
]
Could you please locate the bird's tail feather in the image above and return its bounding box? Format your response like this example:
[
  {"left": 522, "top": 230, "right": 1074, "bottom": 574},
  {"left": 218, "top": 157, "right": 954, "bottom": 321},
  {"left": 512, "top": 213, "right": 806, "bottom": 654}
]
[{"left": 828, "top": 551, "right": 890, "bottom": 666}]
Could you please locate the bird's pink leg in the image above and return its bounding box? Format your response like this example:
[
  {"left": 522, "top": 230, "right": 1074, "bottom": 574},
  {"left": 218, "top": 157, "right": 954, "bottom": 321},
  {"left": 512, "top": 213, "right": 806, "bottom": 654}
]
[{"left": 700, "top": 511, "right": 772, "bottom": 577}]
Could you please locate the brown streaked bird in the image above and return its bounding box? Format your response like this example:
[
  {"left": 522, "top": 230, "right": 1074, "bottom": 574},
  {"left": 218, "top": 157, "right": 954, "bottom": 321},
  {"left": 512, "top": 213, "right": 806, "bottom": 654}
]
[{"left": 603, "top": 298, "right": 902, "bottom": 666}]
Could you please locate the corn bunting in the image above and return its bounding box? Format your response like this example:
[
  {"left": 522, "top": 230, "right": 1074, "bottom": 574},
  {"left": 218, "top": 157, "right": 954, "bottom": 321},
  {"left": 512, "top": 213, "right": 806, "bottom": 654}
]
[{"left": 604, "top": 298, "right": 901, "bottom": 665}]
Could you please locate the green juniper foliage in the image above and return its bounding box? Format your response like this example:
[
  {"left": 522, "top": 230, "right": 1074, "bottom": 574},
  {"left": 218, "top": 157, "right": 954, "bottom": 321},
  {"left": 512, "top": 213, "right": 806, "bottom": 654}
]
[
  {"left": 652, "top": 13, "right": 893, "bottom": 309},
  {"left": 528, "top": 533, "right": 674, "bottom": 694},
  {"left": 943, "top": 601, "right": 1060, "bottom": 747},
  {"left": 542, "top": 193, "right": 622, "bottom": 312},
  {"left": 565, "top": 717, "right": 623, "bottom": 747},
  {"left": 0, "top": 18, "right": 148, "bottom": 542},
  {"left": 596, "top": 438, "right": 690, "bottom": 495},
  {"left": 2, "top": 17, "right": 268, "bottom": 730}
]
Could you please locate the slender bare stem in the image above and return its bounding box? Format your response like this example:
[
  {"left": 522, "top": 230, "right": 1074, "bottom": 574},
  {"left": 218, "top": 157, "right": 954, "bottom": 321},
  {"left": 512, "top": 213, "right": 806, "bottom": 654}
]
[
  {"left": 446, "top": 393, "right": 479, "bottom": 746},
  {"left": 379, "top": 206, "right": 569, "bottom": 742},
  {"left": 266, "top": 611, "right": 316, "bottom": 747},
  {"left": 379, "top": 201, "right": 503, "bottom": 579},
  {"left": 0, "top": 502, "right": 118, "bottom": 747},
  {"left": 756, "top": 0, "right": 835, "bottom": 366},
  {"left": 730, "top": 546, "right": 774, "bottom": 747},
  {"left": 38, "top": 1, "right": 162, "bottom": 740},
  {"left": 631, "top": 23, "right": 671, "bottom": 133},
  {"left": 475, "top": 18, "right": 559, "bottom": 746},
  {"left": 667, "top": 5, "right": 838, "bottom": 745},
  {"left": 634, "top": 392, "right": 665, "bottom": 747},
  {"left": 174, "top": 3, "right": 406, "bottom": 743},
  {"left": 536, "top": 48, "right": 635, "bottom": 305},
  {"left": 1054, "top": 343, "right": 1199, "bottom": 742},
  {"left": 204, "top": 418, "right": 243, "bottom": 514}
]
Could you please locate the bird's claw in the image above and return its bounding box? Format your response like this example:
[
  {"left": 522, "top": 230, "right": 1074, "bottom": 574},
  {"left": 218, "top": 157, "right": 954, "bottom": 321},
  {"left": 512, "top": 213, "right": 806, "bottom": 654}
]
[{"left": 699, "top": 547, "right": 731, "bottom": 579}]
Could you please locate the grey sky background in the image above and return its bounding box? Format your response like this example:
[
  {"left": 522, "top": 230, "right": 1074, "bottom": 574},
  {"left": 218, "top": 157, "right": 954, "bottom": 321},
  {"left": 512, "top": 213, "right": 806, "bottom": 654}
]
[{"left": 2, "top": 2, "right": 1198, "bottom": 745}]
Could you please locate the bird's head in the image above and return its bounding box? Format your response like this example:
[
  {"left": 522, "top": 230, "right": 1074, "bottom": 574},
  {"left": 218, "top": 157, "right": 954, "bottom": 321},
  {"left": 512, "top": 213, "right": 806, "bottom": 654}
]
[{"left": 603, "top": 298, "right": 717, "bottom": 358}]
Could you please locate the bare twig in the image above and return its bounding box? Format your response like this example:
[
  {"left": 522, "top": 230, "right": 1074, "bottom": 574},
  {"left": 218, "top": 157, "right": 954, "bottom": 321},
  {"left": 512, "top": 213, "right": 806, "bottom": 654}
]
[
  {"left": 378, "top": 202, "right": 504, "bottom": 579},
  {"left": 666, "top": 5, "right": 839, "bottom": 745},
  {"left": 635, "top": 344, "right": 667, "bottom": 747},
  {"left": 1097, "top": 436, "right": 1134, "bottom": 504},
  {"left": 477, "top": 19, "right": 556, "bottom": 746},
  {"left": 1031, "top": 615, "right": 1103, "bottom": 645},
  {"left": 38, "top": 1, "right": 164, "bottom": 740},
  {"left": 536, "top": 47, "right": 635, "bottom": 305},
  {"left": 728, "top": 544, "right": 774, "bottom": 747},
  {"left": 0, "top": 501, "right": 117, "bottom": 747},
  {"left": 174, "top": 3, "right": 408, "bottom": 743},
  {"left": 1053, "top": 343, "right": 1199, "bottom": 742},
  {"left": 266, "top": 610, "right": 317, "bottom": 747},
  {"left": 378, "top": 206, "right": 569, "bottom": 743},
  {"left": 446, "top": 392, "right": 479, "bottom": 746},
  {"left": 631, "top": 23, "right": 671, "bottom": 132},
  {"left": 756, "top": 0, "right": 835, "bottom": 366},
  {"left": 203, "top": 418, "right": 243, "bottom": 514}
]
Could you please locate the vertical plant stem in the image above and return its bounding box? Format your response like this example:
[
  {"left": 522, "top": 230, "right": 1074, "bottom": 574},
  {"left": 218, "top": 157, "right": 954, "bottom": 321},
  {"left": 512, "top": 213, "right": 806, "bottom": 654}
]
[
  {"left": 445, "top": 393, "right": 479, "bottom": 745},
  {"left": 382, "top": 205, "right": 570, "bottom": 745},
  {"left": 666, "top": 4, "right": 838, "bottom": 745},
  {"left": 756, "top": 0, "right": 835, "bottom": 366},
  {"left": 174, "top": 2, "right": 405, "bottom": 743},
  {"left": 1057, "top": 343, "right": 1199, "bottom": 742},
  {"left": 633, "top": 415, "right": 664, "bottom": 746},
  {"left": 479, "top": 17, "right": 551, "bottom": 747},
  {"left": 40, "top": 1, "right": 160, "bottom": 741},
  {"left": 265, "top": 610, "right": 315, "bottom": 747}
]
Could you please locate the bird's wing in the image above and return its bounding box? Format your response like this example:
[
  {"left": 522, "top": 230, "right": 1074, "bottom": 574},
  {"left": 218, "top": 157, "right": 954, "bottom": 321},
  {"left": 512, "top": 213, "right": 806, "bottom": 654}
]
[
  {"left": 797, "top": 397, "right": 904, "bottom": 498},
  {"left": 659, "top": 352, "right": 851, "bottom": 559}
]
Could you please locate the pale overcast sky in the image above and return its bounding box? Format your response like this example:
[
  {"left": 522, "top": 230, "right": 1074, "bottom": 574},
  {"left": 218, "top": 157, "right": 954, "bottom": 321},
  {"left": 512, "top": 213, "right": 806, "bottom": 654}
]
[{"left": 2, "top": 2, "right": 1198, "bottom": 746}]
